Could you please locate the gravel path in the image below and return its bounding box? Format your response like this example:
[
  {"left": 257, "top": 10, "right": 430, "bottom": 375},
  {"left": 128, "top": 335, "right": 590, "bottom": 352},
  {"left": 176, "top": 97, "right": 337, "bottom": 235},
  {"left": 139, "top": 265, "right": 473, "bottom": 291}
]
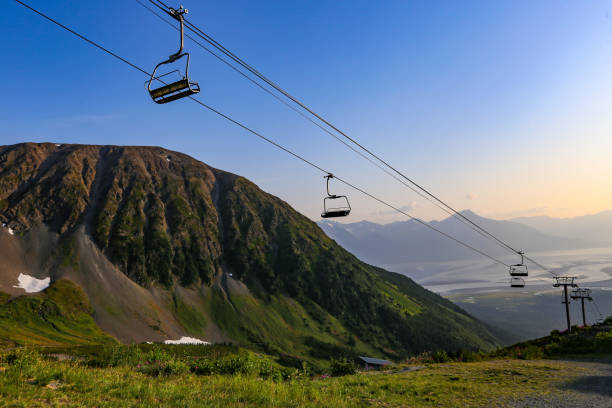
[{"left": 511, "top": 360, "right": 612, "bottom": 408}]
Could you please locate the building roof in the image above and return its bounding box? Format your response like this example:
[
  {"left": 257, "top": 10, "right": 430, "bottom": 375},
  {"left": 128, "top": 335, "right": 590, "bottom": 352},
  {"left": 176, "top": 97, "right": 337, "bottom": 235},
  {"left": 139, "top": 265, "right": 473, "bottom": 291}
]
[{"left": 359, "top": 356, "right": 392, "bottom": 365}]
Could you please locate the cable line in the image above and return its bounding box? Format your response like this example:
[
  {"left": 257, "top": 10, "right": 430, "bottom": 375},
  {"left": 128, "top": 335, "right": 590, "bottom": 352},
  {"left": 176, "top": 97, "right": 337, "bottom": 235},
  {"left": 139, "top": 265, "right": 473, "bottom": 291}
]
[
  {"left": 592, "top": 298, "right": 605, "bottom": 322},
  {"left": 14, "top": 0, "right": 511, "bottom": 269},
  {"left": 134, "top": 0, "right": 434, "bottom": 200},
  {"left": 144, "top": 0, "right": 555, "bottom": 273},
  {"left": 134, "top": 0, "right": 517, "bottom": 258}
]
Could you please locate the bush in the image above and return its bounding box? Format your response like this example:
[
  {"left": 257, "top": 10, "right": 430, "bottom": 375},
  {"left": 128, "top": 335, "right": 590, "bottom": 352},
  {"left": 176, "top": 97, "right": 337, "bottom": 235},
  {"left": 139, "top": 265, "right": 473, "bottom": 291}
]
[
  {"left": 457, "top": 349, "right": 484, "bottom": 362},
  {"left": 594, "top": 331, "right": 612, "bottom": 351},
  {"left": 190, "top": 352, "right": 294, "bottom": 380},
  {"left": 3, "top": 348, "right": 43, "bottom": 380},
  {"left": 5, "top": 348, "right": 41, "bottom": 368},
  {"left": 518, "top": 345, "right": 544, "bottom": 360},
  {"left": 432, "top": 351, "right": 450, "bottom": 363},
  {"left": 136, "top": 359, "right": 189, "bottom": 377},
  {"left": 404, "top": 351, "right": 434, "bottom": 364},
  {"left": 329, "top": 358, "right": 356, "bottom": 377},
  {"left": 133, "top": 348, "right": 190, "bottom": 377},
  {"left": 86, "top": 345, "right": 144, "bottom": 368}
]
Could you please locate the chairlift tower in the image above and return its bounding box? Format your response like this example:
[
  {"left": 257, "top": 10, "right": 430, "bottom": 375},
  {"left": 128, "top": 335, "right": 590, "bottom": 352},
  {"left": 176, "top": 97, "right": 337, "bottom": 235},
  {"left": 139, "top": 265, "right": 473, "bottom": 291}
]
[
  {"left": 570, "top": 288, "right": 593, "bottom": 327},
  {"left": 553, "top": 277, "right": 577, "bottom": 333}
]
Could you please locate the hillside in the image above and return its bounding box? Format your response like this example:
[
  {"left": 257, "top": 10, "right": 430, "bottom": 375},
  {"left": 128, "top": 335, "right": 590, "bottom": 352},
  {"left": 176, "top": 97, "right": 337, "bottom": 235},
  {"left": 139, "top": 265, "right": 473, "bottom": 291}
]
[{"left": 0, "top": 142, "right": 499, "bottom": 360}]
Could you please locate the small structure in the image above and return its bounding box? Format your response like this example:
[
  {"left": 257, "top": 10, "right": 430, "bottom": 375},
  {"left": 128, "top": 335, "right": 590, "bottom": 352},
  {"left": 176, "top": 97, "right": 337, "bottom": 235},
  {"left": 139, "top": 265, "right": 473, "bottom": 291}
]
[{"left": 359, "top": 356, "right": 391, "bottom": 370}]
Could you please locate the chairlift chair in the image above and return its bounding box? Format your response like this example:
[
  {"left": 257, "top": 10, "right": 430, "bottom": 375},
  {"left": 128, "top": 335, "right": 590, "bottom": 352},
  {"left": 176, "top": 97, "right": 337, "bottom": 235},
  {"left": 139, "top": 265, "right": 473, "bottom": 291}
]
[
  {"left": 147, "top": 5, "right": 200, "bottom": 104},
  {"left": 510, "top": 277, "right": 525, "bottom": 288},
  {"left": 321, "top": 174, "right": 351, "bottom": 218},
  {"left": 509, "top": 251, "right": 528, "bottom": 277}
]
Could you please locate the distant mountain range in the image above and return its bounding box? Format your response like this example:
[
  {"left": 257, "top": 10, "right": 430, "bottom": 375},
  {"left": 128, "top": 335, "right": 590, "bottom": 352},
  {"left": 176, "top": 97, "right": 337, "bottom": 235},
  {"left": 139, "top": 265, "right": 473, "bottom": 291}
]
[
  {"left": 318, "top": 210, "right": 602, "bottom": 266},
  {"left": 511, "top": 211, "right": 612, "bottom": 246}
]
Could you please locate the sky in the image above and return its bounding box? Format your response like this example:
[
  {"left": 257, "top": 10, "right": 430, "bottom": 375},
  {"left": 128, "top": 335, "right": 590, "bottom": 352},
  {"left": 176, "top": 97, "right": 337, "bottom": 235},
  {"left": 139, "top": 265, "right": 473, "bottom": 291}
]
[{"left": 1, "top": 0, "right": 611, "bottom": 223}]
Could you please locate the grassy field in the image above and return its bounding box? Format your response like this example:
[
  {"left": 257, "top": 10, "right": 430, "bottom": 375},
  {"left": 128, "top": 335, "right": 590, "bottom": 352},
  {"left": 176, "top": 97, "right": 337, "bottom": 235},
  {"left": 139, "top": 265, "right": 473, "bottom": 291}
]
[{"left": 0, "top": 345, "right": 592, "bottom": 407}]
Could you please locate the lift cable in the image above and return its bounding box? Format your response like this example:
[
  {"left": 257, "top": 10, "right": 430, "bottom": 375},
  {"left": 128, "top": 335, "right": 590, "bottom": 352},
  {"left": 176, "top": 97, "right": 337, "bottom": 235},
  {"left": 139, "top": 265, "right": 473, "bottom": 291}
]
[
  {"left": 145, "top": 0, "right": 556, "bottom": 275},
  {"left": 13, "top": 0, "right": 511, "bottom": 269},
  {"left": 134, "top": 0, "right": 514, "bottom": 251},
  {"left": 133, "top": 0, "right": 446, "bottom": 207},
  {"left": 591, "top": 298, "right": 605, "bottom": 322},
  {"left": 587, "top": 300, "right": 599, "bottom": 324}
]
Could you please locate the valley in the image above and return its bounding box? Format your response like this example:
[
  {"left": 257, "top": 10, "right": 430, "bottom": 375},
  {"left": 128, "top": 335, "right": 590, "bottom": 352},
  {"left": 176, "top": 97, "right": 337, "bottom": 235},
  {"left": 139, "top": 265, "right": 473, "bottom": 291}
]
[{"left": 320, "top": 219, "right": 612, "bottom": 342}]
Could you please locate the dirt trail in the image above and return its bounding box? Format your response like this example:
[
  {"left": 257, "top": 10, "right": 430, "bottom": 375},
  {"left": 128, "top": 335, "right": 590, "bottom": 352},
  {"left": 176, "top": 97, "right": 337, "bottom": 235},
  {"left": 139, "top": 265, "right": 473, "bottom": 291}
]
[{"left": 511, "top": 360, "right": 612, "bottom": 408}]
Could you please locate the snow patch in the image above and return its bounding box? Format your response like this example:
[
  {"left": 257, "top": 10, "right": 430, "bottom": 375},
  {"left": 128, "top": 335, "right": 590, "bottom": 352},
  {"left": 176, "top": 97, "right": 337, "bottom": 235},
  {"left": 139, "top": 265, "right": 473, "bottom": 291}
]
[
  {"left": 13, "top": 273, "right": 50, "bottom": 293},
  {"left": 164, "top": 336, "right": 210, "bottom": 345},
  {"left": 2, "top": 224, "right": 14, "bottom": 235}
]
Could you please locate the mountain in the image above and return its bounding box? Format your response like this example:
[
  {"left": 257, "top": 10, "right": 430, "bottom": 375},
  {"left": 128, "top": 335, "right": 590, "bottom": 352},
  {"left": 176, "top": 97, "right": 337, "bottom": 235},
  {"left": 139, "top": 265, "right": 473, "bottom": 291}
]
[
  {"left": 318, "top": 210, "right": 594, "bottom": 266},
  {"left": 512, "top": 211, "right": 612, "bottom": 246},
  {"left": 0, "top": 142, "right": 500, "bottom": 359}
]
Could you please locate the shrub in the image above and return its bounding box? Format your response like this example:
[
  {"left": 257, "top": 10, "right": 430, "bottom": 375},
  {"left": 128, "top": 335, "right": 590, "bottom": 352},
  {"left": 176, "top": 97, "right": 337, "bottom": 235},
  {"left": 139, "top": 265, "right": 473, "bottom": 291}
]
[
  {"left": 518, "top": 345, "right": 544, "bottom": 360},
  {"left": 432, "top": 351, "right": 450, "bottom": 363},
  {"left": 457, "top": 349, "right": 484, "bottom": 362},
  {"left": 189, "top": 352, "right": 294, "bottom": 380},
  {"left": 136, "top": 359, "right": 189, "bottom": 377},
  {"left": 87, "top": 345, "right": 143, "bottom": 367},
  {"left": 4, "top": 348, "right": 43, "bottom": 380},
  {"left": 594, "top": 331, "right": 612, "bottom": 351},
  {"left": 329, "top": 358, "right": 356, "bottom": 376},
  {"left": 133, "top": 347, "right": 190, "bottom": 377},
  {"left": 404, "top": 351, "right": 434, "bottom": 364}
]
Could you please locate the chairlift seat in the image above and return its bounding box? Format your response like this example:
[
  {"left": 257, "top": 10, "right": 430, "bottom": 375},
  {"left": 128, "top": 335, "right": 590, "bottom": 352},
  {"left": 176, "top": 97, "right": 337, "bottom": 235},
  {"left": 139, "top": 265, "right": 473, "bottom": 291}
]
[
  {"left": 150, "top": 78, "right": 200, "bottom": 104},
  {"left": 509, "top": 264, "right": 528, "bottom": 277},
  {"left": 322, "top": 195, "right": 350, "bottom": 218},
  {"left": 321, "top": 209, "right": 351, "bottom": 218},
  {"left": 510, "top": 277, "right": 525, "bottom": 288}
]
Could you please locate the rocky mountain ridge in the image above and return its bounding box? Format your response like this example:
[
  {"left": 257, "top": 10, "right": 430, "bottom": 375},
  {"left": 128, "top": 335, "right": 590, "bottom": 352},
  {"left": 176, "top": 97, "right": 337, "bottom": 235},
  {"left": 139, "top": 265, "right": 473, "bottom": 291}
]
[{"left": 0, "top": 142, "right": 500, "bottom": 360}]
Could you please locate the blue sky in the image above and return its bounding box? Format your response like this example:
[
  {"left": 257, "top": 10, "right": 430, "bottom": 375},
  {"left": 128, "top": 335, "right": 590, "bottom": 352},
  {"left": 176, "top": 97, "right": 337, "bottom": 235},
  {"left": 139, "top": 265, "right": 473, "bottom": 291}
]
[{"left": 1, "top": 0, "right": 611, "bottom": 223}]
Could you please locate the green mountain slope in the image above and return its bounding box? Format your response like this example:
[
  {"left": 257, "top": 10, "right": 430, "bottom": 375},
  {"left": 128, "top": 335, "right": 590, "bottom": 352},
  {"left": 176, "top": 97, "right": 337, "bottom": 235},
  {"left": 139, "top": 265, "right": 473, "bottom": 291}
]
[
  {"left": 0, "top": 142, "right": 500, "bottom": 359},
  {"left": 0, "top": 279, "right": 115, "bottom": 346}
]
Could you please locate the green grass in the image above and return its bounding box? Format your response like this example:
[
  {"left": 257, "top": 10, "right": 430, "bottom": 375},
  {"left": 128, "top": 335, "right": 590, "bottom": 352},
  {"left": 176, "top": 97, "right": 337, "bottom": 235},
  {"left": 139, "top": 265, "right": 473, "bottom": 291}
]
[
  {"left": 491, "top": 317, "right": 612, "bottom": 360},
  {"left": 171, "top": 293, "right": 208, "bottom": 336},
  {"left": 201, "top": 287, "right": 378, "bottom": 368},
  {"left": 1, "top": 318, "right": 609, "bottom": 407},
  {"left": 0, "top": 280, "right": 116, "bottom": 346},
  {"left": 0, "top": 347, "right": 584, "bottom": 407}
]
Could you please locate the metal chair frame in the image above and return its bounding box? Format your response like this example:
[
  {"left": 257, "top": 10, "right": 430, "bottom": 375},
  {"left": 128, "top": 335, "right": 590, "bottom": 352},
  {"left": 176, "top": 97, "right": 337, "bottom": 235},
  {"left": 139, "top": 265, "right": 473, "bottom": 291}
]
[
  {"left": 147, "top": 6, "right": 200, "bottom": 104},
  {"left": 321, "top": 174, "right": 351, "bottom": 218},
  {"left": 509, "top": 251, "right": 528, "bottom": 276}
]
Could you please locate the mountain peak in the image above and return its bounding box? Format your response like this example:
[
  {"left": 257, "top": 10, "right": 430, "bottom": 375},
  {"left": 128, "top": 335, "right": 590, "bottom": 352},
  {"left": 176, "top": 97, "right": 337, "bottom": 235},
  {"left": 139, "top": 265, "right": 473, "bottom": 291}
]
[{"left": 0, "top": 142, "right": 500, "bottom": 356}]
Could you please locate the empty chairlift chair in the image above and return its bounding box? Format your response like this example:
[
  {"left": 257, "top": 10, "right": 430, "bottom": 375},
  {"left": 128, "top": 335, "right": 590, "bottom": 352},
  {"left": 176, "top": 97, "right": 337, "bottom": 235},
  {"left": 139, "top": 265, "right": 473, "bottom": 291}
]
[
  {"left": 321, "top": 174, "right": 351, "bottom": 218},
  {"left": 509, "top": 251, "right": 528, "bottom": 288},
  {"left": 147, "top": 5, "right": 200, "bottom": 104}
]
